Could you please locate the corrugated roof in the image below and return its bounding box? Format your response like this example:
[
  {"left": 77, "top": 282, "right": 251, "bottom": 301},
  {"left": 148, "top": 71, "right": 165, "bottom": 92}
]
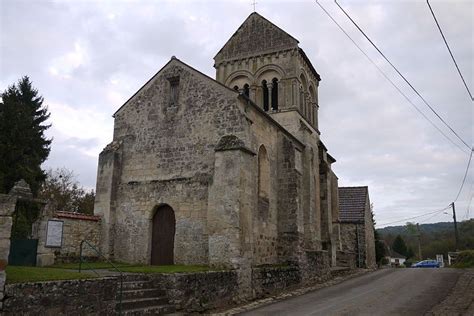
[{"left": 338, "top": 186, "right": 368, "bottom": 222}]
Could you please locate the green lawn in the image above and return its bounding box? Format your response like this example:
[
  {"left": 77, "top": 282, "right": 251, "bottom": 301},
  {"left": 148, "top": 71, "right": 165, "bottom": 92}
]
[
  {"left": 51, "top": 261, "right": 134, "bottom": 270},
  {"left": 119, "top": 265, "right": 212, "bottom": 274},
  {"left": 6, "top": 266, "right": 96, "bottom": 284},
  {"left": 6, "top": 264, "right": 217, "bottom": 284}
]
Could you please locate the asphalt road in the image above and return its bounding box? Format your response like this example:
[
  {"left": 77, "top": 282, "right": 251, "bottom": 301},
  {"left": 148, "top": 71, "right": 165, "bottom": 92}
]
[{"left": 240, "top": 268, "right": 464, "bottom": 316}]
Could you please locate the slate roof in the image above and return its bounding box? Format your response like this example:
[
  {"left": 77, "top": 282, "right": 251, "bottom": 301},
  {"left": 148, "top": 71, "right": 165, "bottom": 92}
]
[{"left": 338, "top": 186, "right": 369, "bottom": 223}]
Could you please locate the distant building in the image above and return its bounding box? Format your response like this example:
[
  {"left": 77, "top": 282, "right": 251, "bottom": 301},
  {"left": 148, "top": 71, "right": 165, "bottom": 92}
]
[
  {"left": 338, "top": 186, "right": 376, "bottom": 268},
  {"left": 387, "top": 248, "right": 406, "bottom": 267}
]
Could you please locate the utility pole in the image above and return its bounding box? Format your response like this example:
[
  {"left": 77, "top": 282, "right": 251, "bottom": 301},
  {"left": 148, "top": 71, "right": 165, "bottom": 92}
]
[
  {"left": 451, "top": 202, "right": 460, "bottom": 250},
  {"left": 416, "top": 223, "right": 422, "bottom": 260}
]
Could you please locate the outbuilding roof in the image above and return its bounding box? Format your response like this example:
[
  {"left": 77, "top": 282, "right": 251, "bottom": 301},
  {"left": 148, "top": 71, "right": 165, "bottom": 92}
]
[
  {"left": 338, "top": 186, "right": 369, "bottom": 223},
  {"left": 389, "top": 249, "right": 406, "bottom": 259}
]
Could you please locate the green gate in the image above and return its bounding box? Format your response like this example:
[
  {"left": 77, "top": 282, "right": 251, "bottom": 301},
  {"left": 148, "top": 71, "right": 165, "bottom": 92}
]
[{"left": 8, "top": 239, "right": 38, "bottom": 266}]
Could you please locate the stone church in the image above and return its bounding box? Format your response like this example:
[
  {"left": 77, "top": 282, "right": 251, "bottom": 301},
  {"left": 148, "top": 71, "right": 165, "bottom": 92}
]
[{"left": 94, "top": 13, "right": 341, "bottom": 272}]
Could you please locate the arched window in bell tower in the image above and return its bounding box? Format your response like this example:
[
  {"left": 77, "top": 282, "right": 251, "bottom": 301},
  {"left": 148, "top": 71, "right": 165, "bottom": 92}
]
[
  {"left": 262, "top": 80, "right": 269, "bottom": 111},
  {"left": 233, "top": 85, "right": 239, "bottom": 91},
  {"left": 243, "top": 84, "right": 250, "bottom": 97},
  {"left": 271, "top": 78, "right": 278, "bottom": 111}
]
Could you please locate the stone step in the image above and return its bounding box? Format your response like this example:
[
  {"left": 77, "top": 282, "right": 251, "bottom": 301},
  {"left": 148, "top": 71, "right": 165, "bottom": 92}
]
[
  {"left": 120, "top": 296, "right": 169, "bottom": 311},
  {"left": 121, "top": 280, "right": 154, "bottom": 290},
  {"left": 120, "top": 304, "right": 176, "bottom": 316},
  {"left": 120, "top": 288, "right": 166, "bottom": 300}
]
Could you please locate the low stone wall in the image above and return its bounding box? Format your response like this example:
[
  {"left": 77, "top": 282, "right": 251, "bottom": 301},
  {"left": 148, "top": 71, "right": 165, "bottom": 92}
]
[
  {"left": 33, "top": 212, "right": 101, "bottom": 266},
  {"left": 251, "top": 265, "right": 300, "bottom": 298},
  {"left": 2, "top": 278, "right": 117, "bottom": 315},
  {"left": 300, "top": 250, "right": 331, "bottom": 285},
  {"left": 148, "top": 270, "right": 239, "bottom": 312}
]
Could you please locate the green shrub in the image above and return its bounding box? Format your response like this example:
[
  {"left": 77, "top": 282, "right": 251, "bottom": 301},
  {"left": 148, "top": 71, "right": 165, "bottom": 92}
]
[
  {"left": 452, "top": 250, "right": 474, "bottom": 268},
  {"left": 380, "top": 257, "right": 389, "bottom": 265}
]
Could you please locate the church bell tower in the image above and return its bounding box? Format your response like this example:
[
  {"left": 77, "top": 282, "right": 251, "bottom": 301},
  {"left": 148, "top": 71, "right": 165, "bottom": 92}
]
[{"left": 214, "top": 12, "right": 321, "bottom": 131}]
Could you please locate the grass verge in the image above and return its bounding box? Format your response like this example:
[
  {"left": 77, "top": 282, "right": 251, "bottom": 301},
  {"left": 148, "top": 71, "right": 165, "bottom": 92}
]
[
  {"left": 51, "top": 261, "right": 134, "bottom": 270},
  {"left": 6, "top": 266, "right": 96, "bottom": 284},
  {"left": 452, "top": 250, "right": 474, "bottom": 268}
]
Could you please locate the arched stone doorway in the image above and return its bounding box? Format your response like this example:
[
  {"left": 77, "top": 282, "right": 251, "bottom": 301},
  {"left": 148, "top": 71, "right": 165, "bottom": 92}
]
[{"left": 151, "top": 204, "right": 175, "bottom": 265}]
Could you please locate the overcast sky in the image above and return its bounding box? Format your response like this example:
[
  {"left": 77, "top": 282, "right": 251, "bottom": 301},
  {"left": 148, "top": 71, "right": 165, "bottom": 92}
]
[{"left": 1, "top": 0, "right": 472, "bottom": 227}]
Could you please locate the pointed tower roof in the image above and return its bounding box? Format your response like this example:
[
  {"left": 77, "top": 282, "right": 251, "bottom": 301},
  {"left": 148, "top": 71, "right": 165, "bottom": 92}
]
[{"left": 214, "top": 12, "right": 299, "bottom": 64}]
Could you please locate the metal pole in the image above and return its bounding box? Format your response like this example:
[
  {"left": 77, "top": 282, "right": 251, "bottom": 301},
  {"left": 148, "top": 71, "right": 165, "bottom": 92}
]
[
  {"left": 79, "top": 240, "right": 84, "bottom": 273},
  {"left": 452, "top": 202, "right": 460, "bottom": 250}
]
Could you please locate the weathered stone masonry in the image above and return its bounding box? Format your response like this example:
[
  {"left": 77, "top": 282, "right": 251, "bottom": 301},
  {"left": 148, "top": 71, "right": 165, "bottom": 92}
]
[
  {"left": 94, "top": 12, "right": 341, "bottom": 296},
  {"left": 33, "top": 211, "right": 101, "bottom": 266}
]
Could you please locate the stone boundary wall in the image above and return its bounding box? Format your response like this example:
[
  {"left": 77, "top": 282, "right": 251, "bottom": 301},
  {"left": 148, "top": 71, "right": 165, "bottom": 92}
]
[
  {"left": 0, "top": 194, "right": 16, "bottom": 311},
  {"left": 34, "top": 211, "right": 101, "bottom": 266},
  {"left": 2, "top": 265, "right": 347, "bottom": 314},
  {"left": 251, "top": 266, "right": 301, "bottom": 298},
  {"left": 300, "top": 250, "right": 331, "bottom": 284},
  {"left": 148, "top": 271, "right": 239, "bottom": 312},
  {"left": 2, "top": 278, "right": 117, "bottom": 315}
]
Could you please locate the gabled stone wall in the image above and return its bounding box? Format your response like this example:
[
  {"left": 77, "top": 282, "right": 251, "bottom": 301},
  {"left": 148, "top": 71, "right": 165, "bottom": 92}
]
[{"left": 96, "top": 60, "right": 249, "bottom": 265}]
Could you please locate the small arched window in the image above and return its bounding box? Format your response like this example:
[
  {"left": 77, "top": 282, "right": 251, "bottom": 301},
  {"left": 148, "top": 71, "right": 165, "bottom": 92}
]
[
  {"left": 262, "top": 80, "right": 269, "bottom": 111},
  {"left": 233, "top": 85, "right": 239, "bottom": 91},
  {"left": 271, "top": 78, "right": 278, "bottom": 111},
  {"left": 243, "top": 84, "right": 250, "bottom": 97}
]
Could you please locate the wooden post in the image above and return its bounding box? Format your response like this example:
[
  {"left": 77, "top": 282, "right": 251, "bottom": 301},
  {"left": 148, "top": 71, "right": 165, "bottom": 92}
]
[{"left": 451, "top": 202, "right": 460, "bottom": 250}]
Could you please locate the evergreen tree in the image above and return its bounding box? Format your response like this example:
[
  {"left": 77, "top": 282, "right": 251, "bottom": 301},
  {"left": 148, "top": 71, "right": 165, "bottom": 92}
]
[
  {"left": 392, "top": 235, "right": 408, "bottom": 257},
  {"left": 406, "top": 247, "right": 415, "bottom": 259},
  {"left": 371, "top": 208, "right": 386, "bottom": 263},
  {"left": 0, "top": 76, "right": 51, "bottom": 195}
]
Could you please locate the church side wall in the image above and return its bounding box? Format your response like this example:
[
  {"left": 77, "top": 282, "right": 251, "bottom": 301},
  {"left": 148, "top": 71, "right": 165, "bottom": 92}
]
[
  {"left": 109, "top": 62, "right": 248, "bottom": 264},
  {"left": 243, "top": 105, "right": 282, "bottom": 266}
]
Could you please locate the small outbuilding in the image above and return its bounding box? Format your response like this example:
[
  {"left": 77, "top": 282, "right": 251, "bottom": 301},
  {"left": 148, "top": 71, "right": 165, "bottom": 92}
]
[
  {"left": 387, "top": 249, "right": 406, "bottom": 267},
  {"left": 338, "top": 186, "right": 376, "bottom": 269}
]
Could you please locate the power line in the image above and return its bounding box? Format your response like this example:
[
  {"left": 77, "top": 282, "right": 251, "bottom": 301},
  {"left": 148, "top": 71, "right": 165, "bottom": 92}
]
[
  {"left": 313, "top": 0, "right": 469, "bottom": 155},
  {"left": 426, "top": 0, "right": 473, "bottom": 101},
  {"left": 334, "top": 0, "right": 471, "bottom": 150},
  {"left": 378, "top": 205, "right": 451, "bottom": 227},
  {"left": 419, "top": 209, "right": 447, "bottom": 224},
  {"left": 454, "top": 148, "right": 473, "bottom": 202}
]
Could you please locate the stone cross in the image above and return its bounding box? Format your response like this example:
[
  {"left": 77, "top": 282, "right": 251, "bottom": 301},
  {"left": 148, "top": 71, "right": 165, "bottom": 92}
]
[{"left": 251, "top": 0, "right": 258, "bottom": 12}]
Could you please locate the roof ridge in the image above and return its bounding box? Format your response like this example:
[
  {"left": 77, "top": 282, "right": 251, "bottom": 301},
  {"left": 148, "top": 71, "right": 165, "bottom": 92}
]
[{"left": 113, "top": 57, "right": 238, "bottom": 117}]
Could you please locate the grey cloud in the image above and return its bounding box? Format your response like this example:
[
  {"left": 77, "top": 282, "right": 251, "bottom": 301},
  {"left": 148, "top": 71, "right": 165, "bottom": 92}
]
[{"left": 1, "top": 0, "right": 472, "bottom": 226}]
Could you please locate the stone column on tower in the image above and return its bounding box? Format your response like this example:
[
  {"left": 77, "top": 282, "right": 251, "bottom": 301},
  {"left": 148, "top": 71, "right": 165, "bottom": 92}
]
[{"left": 268, "top": 82, "right": 273, "bottom": 111}]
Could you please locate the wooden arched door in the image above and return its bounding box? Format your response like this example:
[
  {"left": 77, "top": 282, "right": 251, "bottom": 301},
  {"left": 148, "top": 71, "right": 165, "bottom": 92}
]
[{"left": 151, "top": 205, "right": 175, "bottom": 265}]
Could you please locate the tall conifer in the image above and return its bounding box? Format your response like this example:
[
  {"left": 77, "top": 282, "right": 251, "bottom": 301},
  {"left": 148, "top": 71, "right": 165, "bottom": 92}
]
[{"left": 0, "top": 76, "right": 51, "bottom": 195}]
